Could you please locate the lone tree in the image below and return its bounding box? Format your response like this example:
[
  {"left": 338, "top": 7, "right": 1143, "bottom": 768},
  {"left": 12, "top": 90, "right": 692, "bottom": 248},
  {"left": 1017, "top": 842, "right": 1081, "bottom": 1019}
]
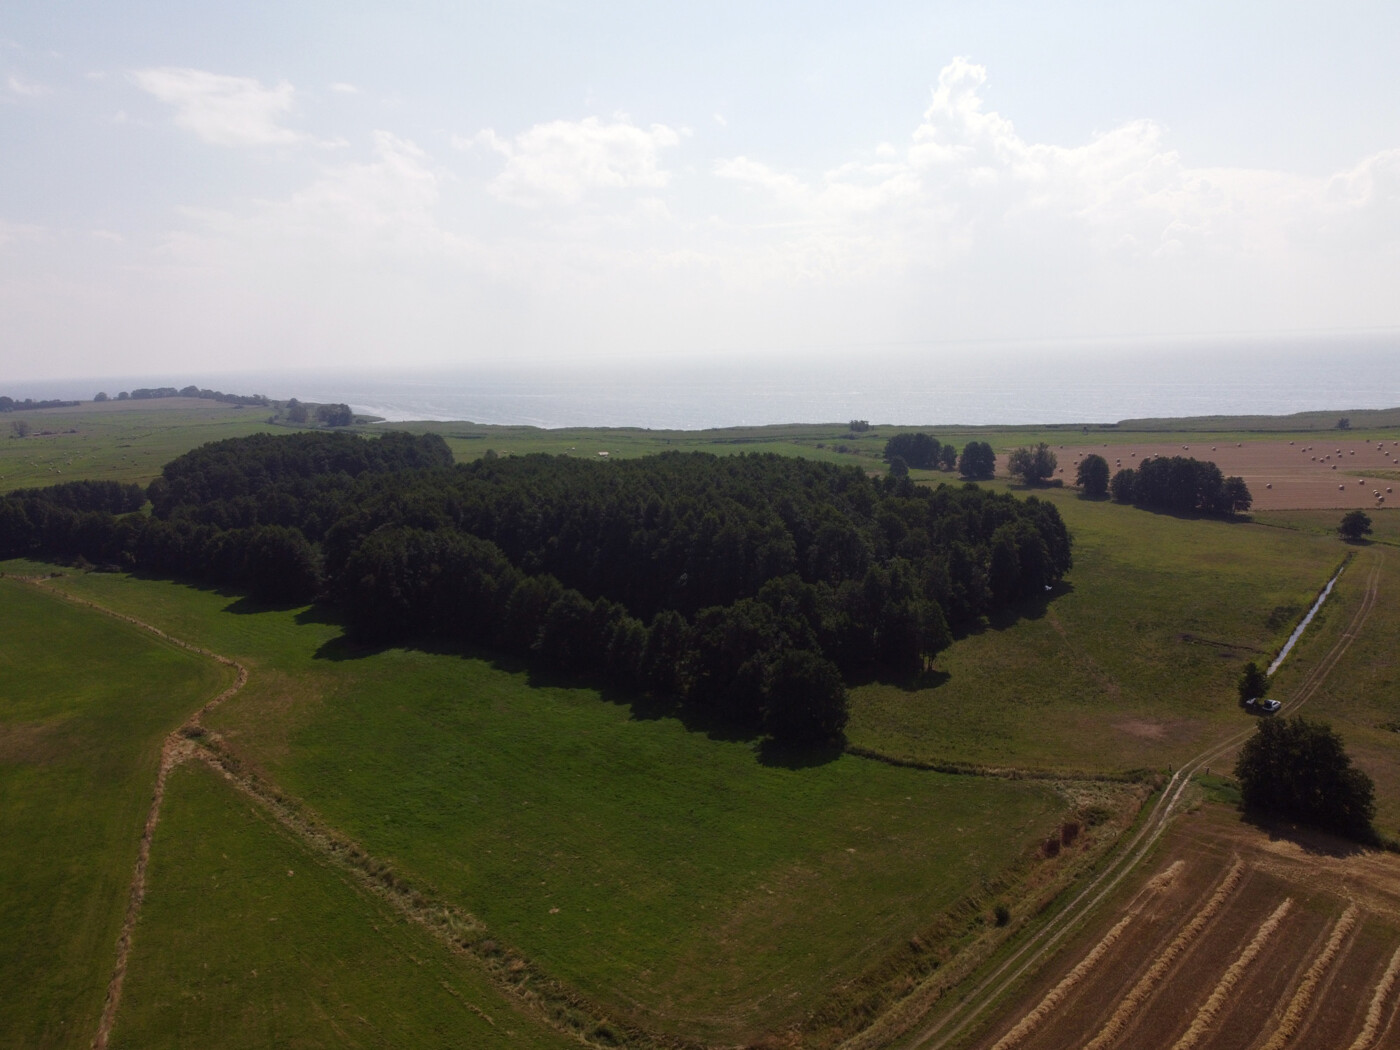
[
  {"left": 1234, "top": 716, "right": 1376, "bottom": 843},
  {"left": 1237, "top": 660, "right": 1270, "bottom": 704},
  {"left": 1076, "top": 454, "right": 1110, "bottom": 498},
  {"left": 958, "top": 441, "right": 996, "bottom": 480},
  {"left": 1339, "top": 510, "right": 1373, "bottom": 542},
  {"left": 1007, "top": 442, "right": 1057, "bottom": 485}
]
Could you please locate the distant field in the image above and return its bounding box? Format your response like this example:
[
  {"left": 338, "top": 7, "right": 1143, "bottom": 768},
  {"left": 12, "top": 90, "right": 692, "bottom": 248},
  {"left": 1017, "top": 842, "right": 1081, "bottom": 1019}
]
[
  {"left": 0, "top": 579, "right": 232, "bottom": 1049},
  {"left": 848, "top": 486, "right": 1345, "bottom": 773},
  {"left": 0, "top": 399, "right": 278, "bottom": 491},
  {"left": 112, "top": 760, "right": 574, "bottom": 1050}
]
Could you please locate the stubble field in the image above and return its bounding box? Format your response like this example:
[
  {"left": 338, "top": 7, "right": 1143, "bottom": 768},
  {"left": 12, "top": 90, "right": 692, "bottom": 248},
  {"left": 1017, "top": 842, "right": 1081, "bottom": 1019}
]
[{"left": 964, "top": 805, "right": 1400, "bottom": 1050}]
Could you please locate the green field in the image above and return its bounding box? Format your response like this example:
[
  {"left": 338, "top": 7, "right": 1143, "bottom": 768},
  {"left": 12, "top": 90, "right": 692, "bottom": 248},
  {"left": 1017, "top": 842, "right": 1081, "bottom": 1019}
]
[
  {"left": 0, "top": 579, "right": 233, "bottom": 1049},
  {"left": 111, "top": 760, "right": 574, "bottom": 1050},
  {"left": 0, "top": 399, "right": 279, "bottom": 490},
  {"left": 8, "top": 397, "right": 1400, "bottom": 496},
  {"left": 36, "top": 569, "right": 1074, "bottom": 1044},
  {"left": 5, "top": 397, "right": 1400, "bottom": 1047},
  {"left": 848, "top": 487, "right": 1345, "bottom": 773}
]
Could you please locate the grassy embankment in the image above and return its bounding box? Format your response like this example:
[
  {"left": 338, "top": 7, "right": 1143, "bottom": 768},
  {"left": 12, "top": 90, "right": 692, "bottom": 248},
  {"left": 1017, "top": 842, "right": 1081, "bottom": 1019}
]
[{"left": 0, "top": 578, "right": 232, "bottom": 1049}]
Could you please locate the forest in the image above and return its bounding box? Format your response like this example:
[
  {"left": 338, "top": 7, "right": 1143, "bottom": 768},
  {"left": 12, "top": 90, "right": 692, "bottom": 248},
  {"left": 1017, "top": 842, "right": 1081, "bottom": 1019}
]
[{"left": 0, "top": 431, "right": 1071, "bottom": 743}]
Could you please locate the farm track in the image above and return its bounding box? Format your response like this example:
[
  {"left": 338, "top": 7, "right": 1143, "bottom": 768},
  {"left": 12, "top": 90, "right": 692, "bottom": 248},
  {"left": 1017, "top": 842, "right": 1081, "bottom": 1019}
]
[
  {"left": 22, "top": 580, "right": 689, "bottom": 1050},
  {"left": 15, "top": 583, "right": 251, "bottom": 1050},
  {"left": 894, "top": 549, "right": 1384, "bottom": 1050}
]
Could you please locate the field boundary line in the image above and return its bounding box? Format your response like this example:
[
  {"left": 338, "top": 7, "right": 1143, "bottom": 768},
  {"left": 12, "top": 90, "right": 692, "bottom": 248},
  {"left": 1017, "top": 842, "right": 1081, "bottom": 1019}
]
[
  {"left": 1259, "top": 904, "right": 1359, "bottom": 1050},
  {"left": 1169, "top": 898, "right": 1293, "bottom": 1050},
  {"left": 1081, "top": 858, "right": 1247, "bottom": 1050},
  {"left": 1348, "top": 943, "right": 1400, "bottom": 1050}
]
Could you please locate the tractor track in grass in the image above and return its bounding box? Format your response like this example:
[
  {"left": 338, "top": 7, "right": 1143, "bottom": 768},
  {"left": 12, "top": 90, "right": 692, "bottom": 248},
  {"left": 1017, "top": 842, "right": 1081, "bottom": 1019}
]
[
  {"left": 16, "top": 581, "right": 250, "bottom": 1050},
  {"left": 21, "top": 580, "right": 691, "bottom": 1050},
  {"left": 887, "top": 549, "right": 1383, "bottom": 1050}
]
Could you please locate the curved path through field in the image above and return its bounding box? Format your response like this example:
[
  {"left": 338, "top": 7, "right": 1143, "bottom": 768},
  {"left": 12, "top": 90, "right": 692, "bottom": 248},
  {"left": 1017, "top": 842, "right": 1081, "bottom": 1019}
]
[
  {"left": 15, "top": 582, "right": 254, "bottom": 1050},
  {"left": 895, "top": 548, "right": 1384, "bottom": 1050}
]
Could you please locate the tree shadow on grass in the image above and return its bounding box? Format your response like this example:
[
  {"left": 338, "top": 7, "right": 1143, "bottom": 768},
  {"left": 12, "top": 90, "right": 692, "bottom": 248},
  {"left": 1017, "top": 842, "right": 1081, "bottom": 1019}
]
[
  {"left": 1239, "top": 811, "right": 1374, "bottom": 858},
  {"left": 757, "top": 735, "right": 846, "bottom": 769}
]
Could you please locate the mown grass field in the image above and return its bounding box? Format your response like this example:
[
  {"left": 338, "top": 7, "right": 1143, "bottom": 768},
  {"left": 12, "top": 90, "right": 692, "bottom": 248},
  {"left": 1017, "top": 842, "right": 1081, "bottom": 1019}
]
[
  {"left": 111, "top": 760, "right": 574, "bottom": 1050},
  {"left": 0, "top": 578, "right": 233, "bottom": 1049},
  {"left": 847, "top": 487, "right": 1346, "bottom": 773},
  {"left": 36, "top": 569, "right": 1072, "bottom": 1043}
]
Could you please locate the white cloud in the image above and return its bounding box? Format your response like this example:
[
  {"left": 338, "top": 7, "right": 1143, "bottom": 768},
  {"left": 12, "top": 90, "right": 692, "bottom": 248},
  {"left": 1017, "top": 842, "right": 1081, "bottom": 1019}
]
[
  {"left": 328, "top": 82, "right": 359, "bottom": 95},
  {"left": 131, "top": 67, "right": 301, "bottom": 147},
  {"left": 6, "top": 73, "right": 48, "bottom": 98},
  {"left": 465, "top": 116, "right": 681, "bottom": 206}
]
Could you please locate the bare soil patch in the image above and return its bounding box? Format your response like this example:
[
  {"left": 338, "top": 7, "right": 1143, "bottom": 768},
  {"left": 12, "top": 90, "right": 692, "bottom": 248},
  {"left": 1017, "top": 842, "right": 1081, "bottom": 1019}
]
[{"left": 1026, "top": 440, "right": 1400, "bottom": 510}]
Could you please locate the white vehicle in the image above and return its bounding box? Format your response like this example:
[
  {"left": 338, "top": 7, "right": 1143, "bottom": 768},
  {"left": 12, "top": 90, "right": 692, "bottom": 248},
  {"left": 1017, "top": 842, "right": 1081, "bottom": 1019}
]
[{"left": 1259, "top": 699, "right": 1281, "bottom": 713}]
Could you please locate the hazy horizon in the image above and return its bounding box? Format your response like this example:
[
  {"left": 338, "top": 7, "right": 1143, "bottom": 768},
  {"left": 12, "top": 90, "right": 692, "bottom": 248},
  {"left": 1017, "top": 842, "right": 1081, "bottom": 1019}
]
[{"left": 3, "top": 2, "right": 1399, "bottom": 383}]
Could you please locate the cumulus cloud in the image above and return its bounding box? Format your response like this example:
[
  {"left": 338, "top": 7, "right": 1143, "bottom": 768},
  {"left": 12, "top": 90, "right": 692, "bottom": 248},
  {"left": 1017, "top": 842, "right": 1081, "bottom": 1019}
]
[
  {"left": 131, "top": 67, "right": 301, "bottom": 146},
  {"left": 464, "top": 116, "right": 680, "bottom": 206}
]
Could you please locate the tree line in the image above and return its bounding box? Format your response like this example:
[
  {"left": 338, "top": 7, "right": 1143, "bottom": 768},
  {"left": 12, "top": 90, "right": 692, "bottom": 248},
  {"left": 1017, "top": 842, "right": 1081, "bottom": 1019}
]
[
  {"left": 0, "top": 432, "right": 1073, "bottom": 744},
  {"left": 1109, "top": 456, "right": 1251, "bottom": 516},
  {"left": 882, "top": 433, "right": 996, "bottom": 479}
]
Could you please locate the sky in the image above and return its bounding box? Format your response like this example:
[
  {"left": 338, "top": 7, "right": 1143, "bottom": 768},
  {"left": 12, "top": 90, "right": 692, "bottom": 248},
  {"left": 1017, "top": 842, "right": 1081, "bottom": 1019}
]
[{"left": 2, "top": 1, "right": 1399, "bottom": 384}]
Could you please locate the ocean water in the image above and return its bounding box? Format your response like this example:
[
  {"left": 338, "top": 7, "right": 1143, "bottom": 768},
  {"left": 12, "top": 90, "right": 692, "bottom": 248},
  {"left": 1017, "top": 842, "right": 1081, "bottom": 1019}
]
[{"left": 14, "top": 332, "right": 1400, "bottom": 430}]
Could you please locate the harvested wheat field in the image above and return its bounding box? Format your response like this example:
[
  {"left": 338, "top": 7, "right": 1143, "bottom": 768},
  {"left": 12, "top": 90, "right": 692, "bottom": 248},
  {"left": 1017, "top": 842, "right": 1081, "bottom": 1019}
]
[
  {"left": 969, "top": 804, "right": 1400, "bottom": 1050},
  {"left": 1033, "top": 441, "right": 1400, "bottom": 510}
]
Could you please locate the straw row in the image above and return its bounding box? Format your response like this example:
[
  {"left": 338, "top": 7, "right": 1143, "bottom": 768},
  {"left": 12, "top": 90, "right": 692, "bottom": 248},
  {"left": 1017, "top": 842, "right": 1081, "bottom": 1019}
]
[
  {"left": 1347, "top": 944, "right": 1400, "bottom": 1050},
  {"left": 1169, "top": 897, "right": 1294, "bottom": 1050},
  {"left": 1082, "top": 858, "right": 1246, "bottom": 1050},
  {"left": 1259, "top": 904, "right": 1359, "bottom": 1050}
]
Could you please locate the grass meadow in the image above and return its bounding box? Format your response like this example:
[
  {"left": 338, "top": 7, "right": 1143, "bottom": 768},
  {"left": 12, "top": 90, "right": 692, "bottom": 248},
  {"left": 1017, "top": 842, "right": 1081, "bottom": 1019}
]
[
  {"left": 0, "top": 578, "right": 233, "bottom": 1049},
  {"left": 37, "top": 568, "right": 1070, "bottom": 1043},
  {"left": 0, "top": 399, "right": 277, "bottom": 490},
  {"left": 5, "top": 399, "right": 1399, "bottom": 1046},
  {"left": 848, "top": 487, "right": 1345, "bottom": 773},
  {"left": 110, "top": 760, "right": 574, "bottom": 1050}
]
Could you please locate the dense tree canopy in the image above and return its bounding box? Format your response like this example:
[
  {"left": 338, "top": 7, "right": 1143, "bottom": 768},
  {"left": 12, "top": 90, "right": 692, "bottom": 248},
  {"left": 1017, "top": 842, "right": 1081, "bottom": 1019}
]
[
  {"left": 882, "top": 432, "right": 945, "bottom": 470},
  {"left": 1007, "top": 443, "right": 1057, "bottom": 485},
  {"left": 1235, "top": 716, "right": 1376, "bottom": 842},
  {"left": 1339, "top": 510, "right": 1373, "bottom": 541},
  {"left": 1109, "top": 456, "right": 1251, "bottom": 517},
  {"left": 1076, "top": 454, "right": 1110, "bottom": 498},
  {"left": 958, "top": 441, "right": 996, "bottom": 480},
  {"left": 1237, "top": 661, "right": 1270, "bottom": 704},
  {"left": 1, "top": 431, "right": 1074, "bottom": 745}
]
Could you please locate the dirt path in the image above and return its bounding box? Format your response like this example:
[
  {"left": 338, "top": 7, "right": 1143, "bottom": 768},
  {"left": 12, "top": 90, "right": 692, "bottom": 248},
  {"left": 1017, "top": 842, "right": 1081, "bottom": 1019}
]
[
  {"left": 16, "top": 583, "right": 253, "bottom": 1050},
  {"left": 19, "top": 581, "right": 689, "bottom": 1050},
  {"left": 889, "top": 548, "right": 1385, "bottom": 1050}
]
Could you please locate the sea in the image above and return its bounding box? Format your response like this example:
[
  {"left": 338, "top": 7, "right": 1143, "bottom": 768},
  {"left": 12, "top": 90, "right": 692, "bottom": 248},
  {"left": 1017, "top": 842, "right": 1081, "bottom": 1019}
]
[{"left": 11, "top": 332, "right": 1400, "bottom": 430}]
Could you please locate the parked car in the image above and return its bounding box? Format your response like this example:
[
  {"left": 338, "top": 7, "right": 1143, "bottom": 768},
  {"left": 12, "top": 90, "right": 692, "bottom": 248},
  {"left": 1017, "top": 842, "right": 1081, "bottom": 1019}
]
[{"left": 1260, "top": 699, "right": 1281, "bottom": 713}]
